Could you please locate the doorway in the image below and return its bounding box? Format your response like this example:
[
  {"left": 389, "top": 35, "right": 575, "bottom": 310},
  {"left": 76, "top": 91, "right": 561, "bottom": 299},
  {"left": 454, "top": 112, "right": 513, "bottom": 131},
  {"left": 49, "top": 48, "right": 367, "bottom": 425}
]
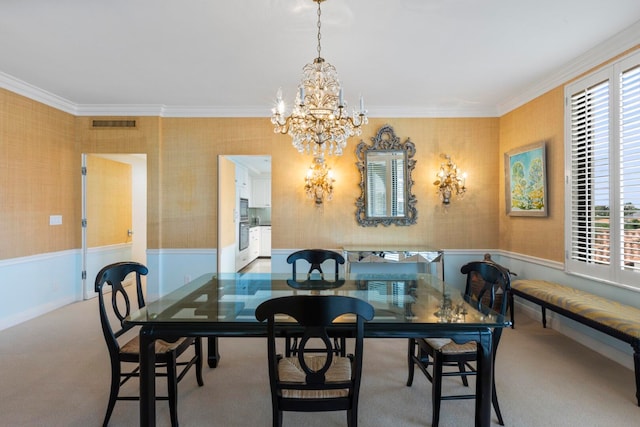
[
  {"left": 217, "top": 155, "right": 271, "bottom": 273},
  {"left": 81, "top": 153, "right": 147, "bottom": 299}
]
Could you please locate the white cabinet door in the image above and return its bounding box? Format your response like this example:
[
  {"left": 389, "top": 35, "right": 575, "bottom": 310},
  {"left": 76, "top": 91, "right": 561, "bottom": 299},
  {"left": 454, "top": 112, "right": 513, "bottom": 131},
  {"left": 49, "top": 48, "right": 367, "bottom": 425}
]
[
  {"left": 236, "top": 165, "right": 250, "bottom": 199},
  {"left": 251, "top": 178, "right": 271, "bottom": 207},
  {"left": 259, "top": 226, "right": 271, "bottom": 257},
  {"left": 249, "top": 227, "right": 260, "bottom": 261}
]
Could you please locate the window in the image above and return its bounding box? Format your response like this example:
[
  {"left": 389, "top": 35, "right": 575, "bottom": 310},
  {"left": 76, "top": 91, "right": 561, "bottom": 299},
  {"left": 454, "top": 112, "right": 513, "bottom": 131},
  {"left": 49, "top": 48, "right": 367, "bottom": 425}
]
[{"left": 565, "top": 50, "right": 640, "bottom": 288}]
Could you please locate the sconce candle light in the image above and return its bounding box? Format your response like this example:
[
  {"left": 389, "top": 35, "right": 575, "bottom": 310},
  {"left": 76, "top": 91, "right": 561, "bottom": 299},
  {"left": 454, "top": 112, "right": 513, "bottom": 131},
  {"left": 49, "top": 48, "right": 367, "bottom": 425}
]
[
  {"left": 434, "top": 154, "right": 467, "bottom": 204},
  {"left": 305, "top": 156, "right": 335, "bottom": 205}
]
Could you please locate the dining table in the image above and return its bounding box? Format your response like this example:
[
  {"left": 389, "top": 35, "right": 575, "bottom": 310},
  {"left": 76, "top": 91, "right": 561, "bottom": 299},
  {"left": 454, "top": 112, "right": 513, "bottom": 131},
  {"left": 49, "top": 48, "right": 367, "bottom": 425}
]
[{"left": 125, "top": 272, "right": 510, "bottom": 427}]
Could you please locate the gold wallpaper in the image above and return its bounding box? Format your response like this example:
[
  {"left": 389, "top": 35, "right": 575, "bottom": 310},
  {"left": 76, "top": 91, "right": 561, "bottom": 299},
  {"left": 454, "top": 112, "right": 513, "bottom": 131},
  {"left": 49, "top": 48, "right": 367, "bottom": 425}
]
[
  {"left": 499, "top": 87, "right": 564, "bottom": 262},
  {"left": 0, "top": 89, "right": 76, "bottom": 259},
  {"left": 0, "top": 85, "right": 570, "bottom": 260}
]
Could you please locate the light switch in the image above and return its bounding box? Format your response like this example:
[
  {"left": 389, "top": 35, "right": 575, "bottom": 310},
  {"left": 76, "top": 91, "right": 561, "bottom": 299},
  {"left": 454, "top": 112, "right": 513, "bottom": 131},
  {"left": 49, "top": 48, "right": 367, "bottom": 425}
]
[{"left": 49, "top": 215, "right": 62, "bottom": 225}]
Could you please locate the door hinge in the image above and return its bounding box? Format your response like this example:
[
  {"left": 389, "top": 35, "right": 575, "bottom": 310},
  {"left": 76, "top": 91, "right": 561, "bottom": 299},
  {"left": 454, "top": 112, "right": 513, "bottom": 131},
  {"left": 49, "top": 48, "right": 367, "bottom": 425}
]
[
  {"left": 82, "top": 219, "right": 87, "bottom": 228},
  {"left": 81, "top": 270, "right": 87, "bottom": 280},
  {"left": 81, "top": 166, "right": 87, "bottom": 176}
]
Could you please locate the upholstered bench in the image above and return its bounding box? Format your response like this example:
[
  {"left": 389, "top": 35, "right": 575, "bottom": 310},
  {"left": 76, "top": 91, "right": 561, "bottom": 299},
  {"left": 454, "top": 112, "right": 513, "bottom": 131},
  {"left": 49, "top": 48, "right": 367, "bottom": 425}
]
[{"left": 508, "top": 279, "right": 640, "bottom": 406}]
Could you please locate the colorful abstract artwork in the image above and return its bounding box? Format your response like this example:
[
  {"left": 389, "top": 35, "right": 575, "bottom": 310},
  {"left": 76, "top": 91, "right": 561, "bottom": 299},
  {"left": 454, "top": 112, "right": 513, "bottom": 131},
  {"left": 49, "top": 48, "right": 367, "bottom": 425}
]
[{"left": 505, "top": 142, "right": 547, "bottom": 216}]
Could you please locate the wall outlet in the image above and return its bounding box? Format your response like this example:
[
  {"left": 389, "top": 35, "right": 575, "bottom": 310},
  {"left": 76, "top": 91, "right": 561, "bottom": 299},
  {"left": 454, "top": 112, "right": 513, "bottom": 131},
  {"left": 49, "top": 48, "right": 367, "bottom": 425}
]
[{"left": 49, "top": 215, "right": 62, "bottom": 225}]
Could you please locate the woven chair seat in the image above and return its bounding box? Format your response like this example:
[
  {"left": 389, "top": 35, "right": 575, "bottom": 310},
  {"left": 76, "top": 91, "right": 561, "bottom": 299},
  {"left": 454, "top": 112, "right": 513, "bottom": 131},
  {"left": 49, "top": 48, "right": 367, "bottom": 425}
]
[
  {"left": 278, "top": 355, "right": 352, "bottom": 398},
  {"left": 120, "top": 336, "right": 188, "bottom": 356},
  {"left": 424, "top": 338, "right": 478, "bottom": 354}
]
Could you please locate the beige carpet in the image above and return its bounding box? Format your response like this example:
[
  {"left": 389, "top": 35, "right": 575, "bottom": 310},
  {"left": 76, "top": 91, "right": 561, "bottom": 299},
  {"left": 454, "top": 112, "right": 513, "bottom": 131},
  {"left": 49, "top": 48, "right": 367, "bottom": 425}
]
[{"left": 0, "top": 296, "right": 637, "bottom": 427}]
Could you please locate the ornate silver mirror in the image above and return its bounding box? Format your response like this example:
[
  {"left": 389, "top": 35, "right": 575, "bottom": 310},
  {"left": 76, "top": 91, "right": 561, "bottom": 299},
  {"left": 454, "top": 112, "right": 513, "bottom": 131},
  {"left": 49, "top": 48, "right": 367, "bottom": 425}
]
[{"left": 356, "top": 125, "right": 417, "bottom": 226}]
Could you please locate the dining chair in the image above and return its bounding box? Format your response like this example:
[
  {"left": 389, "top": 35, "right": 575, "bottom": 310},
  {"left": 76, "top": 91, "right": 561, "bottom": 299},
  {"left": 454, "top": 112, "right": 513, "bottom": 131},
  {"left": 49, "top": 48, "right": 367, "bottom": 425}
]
[
  {"left": 95, "top": 261, "right": 204, "bottom": 427},
  {"left": 287, "top": 249, "right": 345, "bottom": 281},
  {"left": 406, "top": 260, "right": 511, "bottom": 427},
  {"left": 255, "top": 295, "right": 375, "bottom": 427},
  {"left": 286, "top": 249, "right": 347, "bottom": 356}
]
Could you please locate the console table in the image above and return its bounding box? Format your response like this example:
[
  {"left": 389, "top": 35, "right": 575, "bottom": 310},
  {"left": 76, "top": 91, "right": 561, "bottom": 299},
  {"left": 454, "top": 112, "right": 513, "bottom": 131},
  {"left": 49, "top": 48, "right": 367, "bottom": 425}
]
[{"left": 342, "top": 246, "right": 444, "bottom": 279}]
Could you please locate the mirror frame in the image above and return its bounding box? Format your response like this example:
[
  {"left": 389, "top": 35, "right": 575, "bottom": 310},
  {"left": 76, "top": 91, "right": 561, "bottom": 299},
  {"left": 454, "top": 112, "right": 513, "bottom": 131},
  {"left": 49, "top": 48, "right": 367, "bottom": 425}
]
[{"left": 355, "top": 125, "right": 417, "bottom": 227}]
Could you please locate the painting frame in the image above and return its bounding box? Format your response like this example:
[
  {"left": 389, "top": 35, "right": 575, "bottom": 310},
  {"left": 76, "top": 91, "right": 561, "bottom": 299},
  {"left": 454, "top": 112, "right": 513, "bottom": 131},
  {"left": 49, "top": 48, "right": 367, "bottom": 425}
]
[{"left": 504, "top": 141, "right": 548, "bottom": 217}]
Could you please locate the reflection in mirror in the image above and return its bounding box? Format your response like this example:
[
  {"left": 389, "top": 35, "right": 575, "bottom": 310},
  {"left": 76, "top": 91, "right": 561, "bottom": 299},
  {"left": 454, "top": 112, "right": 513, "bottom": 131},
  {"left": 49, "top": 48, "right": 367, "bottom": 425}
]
[
  {"left": 356, "top": 125, "right": 417, "bottom": 226},
  {"left": 366, "top": 151, "right": 405, "bottom": 217}
]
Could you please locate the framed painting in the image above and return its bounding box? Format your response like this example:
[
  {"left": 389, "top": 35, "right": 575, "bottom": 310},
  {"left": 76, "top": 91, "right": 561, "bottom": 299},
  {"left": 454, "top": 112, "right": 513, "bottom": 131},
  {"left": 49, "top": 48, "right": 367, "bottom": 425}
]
[{"left": 504, "top": 141, "right": 547, "bottom": 217}]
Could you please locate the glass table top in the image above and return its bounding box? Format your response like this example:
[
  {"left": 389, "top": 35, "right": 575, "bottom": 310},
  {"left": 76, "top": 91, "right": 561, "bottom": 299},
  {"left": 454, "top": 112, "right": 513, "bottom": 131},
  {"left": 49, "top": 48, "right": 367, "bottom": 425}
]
[{"left": 127, "top": 273, "right": 507, "bottom": 329}]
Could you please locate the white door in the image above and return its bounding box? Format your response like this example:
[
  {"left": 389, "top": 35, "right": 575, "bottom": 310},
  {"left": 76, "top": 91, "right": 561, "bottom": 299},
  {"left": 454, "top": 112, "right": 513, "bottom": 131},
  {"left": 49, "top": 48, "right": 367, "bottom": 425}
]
[{"left": 81, "top": 153, "right": 147, "bottom": 299}]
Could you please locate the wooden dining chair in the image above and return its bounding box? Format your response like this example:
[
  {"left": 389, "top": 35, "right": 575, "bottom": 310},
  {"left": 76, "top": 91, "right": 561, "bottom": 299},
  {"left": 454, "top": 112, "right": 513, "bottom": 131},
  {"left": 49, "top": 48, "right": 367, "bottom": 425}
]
[
  {"left": 286, "top": 249, "right": 347, "bottom": 356},
  {"left": 406, "top": 260, "right": 511, "bottom": 427},
  {"left": 287, "top": 249, "right": 345, "bottom": 281},
  {"left": 95, "top": 261, "right": 204, "bottom": 427},
  {"left": 255, "top": 295, "right": 374, "bottom": 427}
]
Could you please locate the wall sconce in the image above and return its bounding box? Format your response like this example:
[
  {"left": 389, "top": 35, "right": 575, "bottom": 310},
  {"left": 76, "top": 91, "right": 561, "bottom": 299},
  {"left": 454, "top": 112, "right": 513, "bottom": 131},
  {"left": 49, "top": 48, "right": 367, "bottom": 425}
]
[
  {"left": 305, "top": 156, "right": 335, "bottom": 205},
  {"left": 434, "top": 154, "right": 467, "bottom": 204}
]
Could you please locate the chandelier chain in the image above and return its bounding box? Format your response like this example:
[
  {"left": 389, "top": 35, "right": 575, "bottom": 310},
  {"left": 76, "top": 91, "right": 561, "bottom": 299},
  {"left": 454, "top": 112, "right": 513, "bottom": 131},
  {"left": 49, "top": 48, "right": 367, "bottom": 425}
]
[{"left": 316, "top": 0, "right": 322, "bottom": 59}]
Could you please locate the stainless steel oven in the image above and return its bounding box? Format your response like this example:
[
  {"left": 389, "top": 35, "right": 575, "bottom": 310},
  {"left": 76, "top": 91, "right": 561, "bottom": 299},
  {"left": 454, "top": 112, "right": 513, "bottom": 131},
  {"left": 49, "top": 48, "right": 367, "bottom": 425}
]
[
  {"left": 239, "top": 222, "right": 249, "bottom": 251},
  {"left": 239, "top": 198, "right": 249, "bottom": 222}
]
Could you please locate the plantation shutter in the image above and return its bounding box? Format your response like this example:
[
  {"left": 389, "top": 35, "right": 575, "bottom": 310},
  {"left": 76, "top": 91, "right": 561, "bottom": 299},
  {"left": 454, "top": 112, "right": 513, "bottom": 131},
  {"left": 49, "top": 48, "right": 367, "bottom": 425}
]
[
  {"left": 367, "top": 160, "right": 387, "bottom": 217},
  {"left": 620, "top": 65, "right": 640, "bottom": 272},
  {"left": 568, "top": 79, "right": 611, "bottom": 266}
]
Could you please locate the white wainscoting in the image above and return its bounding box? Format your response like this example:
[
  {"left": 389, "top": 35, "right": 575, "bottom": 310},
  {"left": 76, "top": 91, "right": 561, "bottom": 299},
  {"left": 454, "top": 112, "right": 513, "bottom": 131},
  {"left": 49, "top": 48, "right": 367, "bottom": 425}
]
[
  {"left": 83, "top": 243, "right": 133, "bottom": 299},
  {"left": 146, "top": 249, "right": 217, "bottom": 301},
  {"left": 0, "top": 250, "right": 80, "bottom": 331}
]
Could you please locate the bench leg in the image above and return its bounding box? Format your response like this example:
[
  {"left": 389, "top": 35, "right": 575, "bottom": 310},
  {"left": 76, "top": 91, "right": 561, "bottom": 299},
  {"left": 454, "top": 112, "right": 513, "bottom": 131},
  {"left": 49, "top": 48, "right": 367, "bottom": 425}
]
[
  {"left": 508, "top": 291, "right": 515, "bottom": 329},
  {"left": 541, "top": 306, "right": 547, "bottom": 328},
  {"left": 633, "top": 341, "right": 640, "bottom": 406}
]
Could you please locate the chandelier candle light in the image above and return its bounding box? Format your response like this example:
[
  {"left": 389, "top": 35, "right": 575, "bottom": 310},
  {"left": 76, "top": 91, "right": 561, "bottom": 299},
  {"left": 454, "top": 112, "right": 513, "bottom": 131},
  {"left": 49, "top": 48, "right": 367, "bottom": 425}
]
[
  {"left": 434, "top": 154, "right": 467, "bottom": 204},
  {"left": 305, "top": 156, "right": 335, "bottom": 205},
  {"left": 271, "top": 0, "right": 368, "bottom": 157}
]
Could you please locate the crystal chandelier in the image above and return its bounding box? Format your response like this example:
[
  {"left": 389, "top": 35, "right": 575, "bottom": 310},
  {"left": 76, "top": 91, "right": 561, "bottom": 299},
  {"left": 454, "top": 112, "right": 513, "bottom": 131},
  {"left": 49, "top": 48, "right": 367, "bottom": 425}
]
[
  {"left": 305, "top": 156, "right": 335, "bottom": 205},
  {"left": 434, "top": 154, "right": 467, "bottom": 204},
  {"left": 271, "top": 0, "right": 368, "bottom": 157}
]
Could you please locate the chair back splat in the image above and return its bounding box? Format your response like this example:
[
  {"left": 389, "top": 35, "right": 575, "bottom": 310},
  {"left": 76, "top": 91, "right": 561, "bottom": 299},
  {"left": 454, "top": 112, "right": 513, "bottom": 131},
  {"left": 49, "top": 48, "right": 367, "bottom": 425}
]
[
  {"left": 287, "top": 249, "right": 345, "bottom": 280},
  {"left": 285, "top": 249, "right": 347, "bottom": 358},
  {"left": 256, "top": 295, "right": 374, "bottom": 427}
]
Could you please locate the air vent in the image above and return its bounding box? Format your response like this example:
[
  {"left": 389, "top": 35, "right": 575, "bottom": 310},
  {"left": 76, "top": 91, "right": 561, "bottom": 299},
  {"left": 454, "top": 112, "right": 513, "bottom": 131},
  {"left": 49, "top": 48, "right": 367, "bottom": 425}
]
[{"left": 91, "top": 119, "right": 137, "bottom": 128}]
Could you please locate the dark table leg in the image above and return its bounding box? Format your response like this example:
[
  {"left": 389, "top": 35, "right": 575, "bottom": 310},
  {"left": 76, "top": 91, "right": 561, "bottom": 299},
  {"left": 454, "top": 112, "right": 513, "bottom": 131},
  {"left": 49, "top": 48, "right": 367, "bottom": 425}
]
[
  {"left": 140, "top": 327, "right": 157, "bottom": 427},
  {"left": 207, "top": 336, "right": 220, "bottom": 368},
  {"left": 475, "top": 330, "right": 493, "bottom": 427}
]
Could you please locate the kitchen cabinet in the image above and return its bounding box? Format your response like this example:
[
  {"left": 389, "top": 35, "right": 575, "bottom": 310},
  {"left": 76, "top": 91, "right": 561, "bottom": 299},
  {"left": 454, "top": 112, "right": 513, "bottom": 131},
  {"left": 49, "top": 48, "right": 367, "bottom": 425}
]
[
  {"left": 236, "top": 165, "right": 250, "bottom": 199},
  {"left": 250, "top": 178, "right": 271, "bottom": 208},
  {"left": 259, "top": 226, "right": 271, "bottom": 257},
  {"left": 249, "top": 227, "right": 260, "bottom": 262}
]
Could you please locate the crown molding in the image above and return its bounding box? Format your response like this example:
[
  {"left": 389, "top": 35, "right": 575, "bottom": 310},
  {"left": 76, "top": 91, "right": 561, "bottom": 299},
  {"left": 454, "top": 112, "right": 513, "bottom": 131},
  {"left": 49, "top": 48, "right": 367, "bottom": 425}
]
[{"left": 0, "top": 71, "right": 78, "bottom": 115}]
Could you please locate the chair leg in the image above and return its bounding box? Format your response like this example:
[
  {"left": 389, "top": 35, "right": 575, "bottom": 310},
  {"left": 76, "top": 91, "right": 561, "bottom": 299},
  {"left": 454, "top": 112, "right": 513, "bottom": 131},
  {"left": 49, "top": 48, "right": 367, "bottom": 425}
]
[
  {"left": 272, "top": 408, "right": 283, "bottom": 427},
  {"left": 406, "top": 338, "right": 415, "bottom": 386},
  {"left": 431, "top": 352, "right": 443, "bottom": 427},
  {"left": 347, "top": 408, "right": 357, "bottom": 427},
  {"left": 195, "top": 337, "right": 204, "bottom": 386},
  {"left": 492, "top": 377, "right": 504, "bottom": 425},
  {"left": 458, "top": 361, "right": 469, "bottom": 387},
  {"left": 167, "top": 353, "right": 179, "bottom": 427},
  {"left": 102, "top": 360, "right": 120, "bottom": 427}
]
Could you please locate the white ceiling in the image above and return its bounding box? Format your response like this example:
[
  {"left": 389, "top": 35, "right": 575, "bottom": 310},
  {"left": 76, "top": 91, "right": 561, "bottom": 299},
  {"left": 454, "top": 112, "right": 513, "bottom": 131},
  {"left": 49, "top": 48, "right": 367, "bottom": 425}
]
[{"left": 1, "top": 0, "right": 640, "bottom": 118}]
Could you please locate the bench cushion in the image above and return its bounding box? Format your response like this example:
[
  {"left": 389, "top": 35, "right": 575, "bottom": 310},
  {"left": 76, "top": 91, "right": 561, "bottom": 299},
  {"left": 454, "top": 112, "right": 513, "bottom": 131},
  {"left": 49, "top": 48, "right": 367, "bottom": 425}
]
[{"left": 512, "top": 279, "right": 640, "bottom": 340}]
